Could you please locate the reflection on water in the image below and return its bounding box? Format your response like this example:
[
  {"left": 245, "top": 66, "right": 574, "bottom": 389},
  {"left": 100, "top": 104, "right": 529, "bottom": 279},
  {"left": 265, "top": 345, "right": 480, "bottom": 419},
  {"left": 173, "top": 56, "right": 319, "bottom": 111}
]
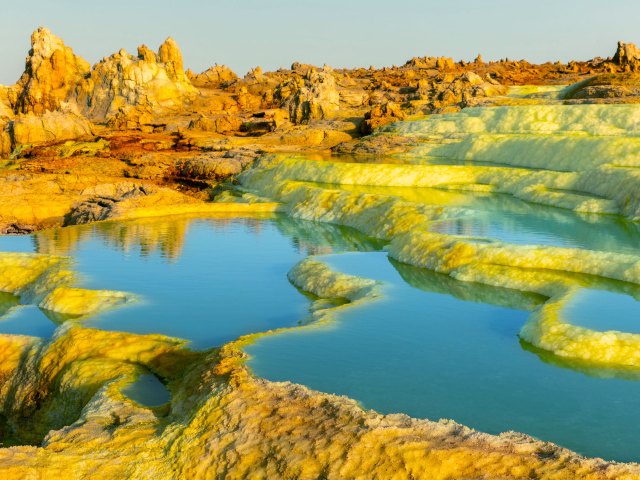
[
  {"left": 247, "top": 252, "right": 640, "bottom": 462},
  {"left": 275, "top": 216, "right": 386, "bottom": 255},
  {"left": 29, "top": 214, "right": 384, "bottom": 260},
  {"left": 32, "top": 214, "right": 278, "bottom": 260},
  {"left": 391, "top": 258, "right": 545, "bottom": 311},
  {"left": 0, "top": 215, "right": 381, "bottom": 348},
  {"left": 521, "top": 340, "right": 640, "bottom": 382}
]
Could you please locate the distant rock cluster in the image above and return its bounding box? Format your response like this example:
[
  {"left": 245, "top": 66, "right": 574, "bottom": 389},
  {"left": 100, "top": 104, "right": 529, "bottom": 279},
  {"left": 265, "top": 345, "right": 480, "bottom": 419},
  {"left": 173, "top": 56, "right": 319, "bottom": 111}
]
[
  {"left": 612, "top": 41, "right": 640, "bottom": 70},
  {"left": 1, "top": 26, "right": 640, "bottom": 196},
  {"left": 0, "top": 28, "right": 200, "bottom": 155}
]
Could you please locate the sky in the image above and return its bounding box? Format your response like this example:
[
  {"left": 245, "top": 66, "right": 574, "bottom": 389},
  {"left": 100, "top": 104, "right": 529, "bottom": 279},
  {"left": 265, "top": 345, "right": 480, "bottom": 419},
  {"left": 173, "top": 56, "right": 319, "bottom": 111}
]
[{"left": 1, "top": 0, "right": 640, "bottom": 85}]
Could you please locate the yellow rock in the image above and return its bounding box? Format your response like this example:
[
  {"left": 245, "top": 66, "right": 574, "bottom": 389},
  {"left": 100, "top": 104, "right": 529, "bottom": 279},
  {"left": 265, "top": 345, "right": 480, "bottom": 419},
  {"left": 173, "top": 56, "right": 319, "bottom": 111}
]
[{"left": 0, "top": 252, "right": 133, "bottom": 316}]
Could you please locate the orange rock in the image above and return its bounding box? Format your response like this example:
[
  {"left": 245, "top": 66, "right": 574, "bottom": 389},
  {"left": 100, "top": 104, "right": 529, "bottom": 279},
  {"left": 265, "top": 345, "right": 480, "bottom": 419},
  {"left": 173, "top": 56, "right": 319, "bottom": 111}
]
[
  {"left": 187, "top": 65, "right": 238, "bottom": 89},
  {"left": 9, "top": 27, "right": 90, "bottom": 115},
  {"left": 359, "top": 101, "right": 406, "bottom": 134}
]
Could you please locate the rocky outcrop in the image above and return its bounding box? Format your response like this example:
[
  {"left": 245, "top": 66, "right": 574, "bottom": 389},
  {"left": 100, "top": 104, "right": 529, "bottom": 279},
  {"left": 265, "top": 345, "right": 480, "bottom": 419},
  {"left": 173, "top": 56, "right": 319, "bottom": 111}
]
[
  {"left": 0, "top": 124, "right": 11, "bottom": 157},
  {"left": 0, "top": 89, "right": 13, "bottom": 156},
  {"left": 275, "top": 67, "right": 340, "bottom": 124},
  {"left": 64, "top": 182, "right": 199, "bottom": 225},
  {"left": 9, "top": 111, "right": 93, "bottom": 148},
  {"left": 157, "top": 38, "right": 187, "bottom": 82},
  {"left": 187, "top": 65, "right": 238, "bottom": 88},
  {"left": 8, "top": 28, "right": 90, "bottom": 115},
  {"left": 332, "top": 133, "right": 412, "bottom": 156},
  {"left": 405, "top": 56, "right": 456, "bottom": 71},
  {"left": 5, "top": 29, "right": 197, "bottom": 136},
  {"left": 359, "top": 101, "right": 406, "bottom": 134},
  {"left": 233, "top": 86, "right": 263, "bottom": 110},
  {"left": 0, "top": 29, "right": 95, "bottom": 156},
  {"left": 171, "top": 152, "right": 254, "bottom": 181},
  {"left": 561, "top": 73, "right": 640, "bottom": 101},
  {"left": 0, "top": 86, "right": 13, "bottom": 120},
  {"left": 64, "top": 184, "right": 152, "bottom": 225},
  {"left": 187, "top": 113, "right": 242, "bottom": 134},
  {"left": 74, "top": 38, "right": 197, "bottom": 121},
  {"left": 612, "top": 41, "right": 640, "bottom": 70},
  {"left": 290, "top": 62, "right": 319, "bottom": 74},
  {"left": 105, "top": 106, "right": 155, "bottom": 132},
  {"left": 430, "top": 71, "right": 506, "bottom": 110},
  {"left": 240, "top": 109, "right": 289, "bottom": 134}
]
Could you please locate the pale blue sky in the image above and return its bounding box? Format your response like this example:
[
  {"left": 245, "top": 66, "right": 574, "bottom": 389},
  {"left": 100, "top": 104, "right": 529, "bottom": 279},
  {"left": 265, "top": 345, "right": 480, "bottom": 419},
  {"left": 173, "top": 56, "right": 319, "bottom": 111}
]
[{"left": 1, "top": 0, "right": 639, "bottom": 85}]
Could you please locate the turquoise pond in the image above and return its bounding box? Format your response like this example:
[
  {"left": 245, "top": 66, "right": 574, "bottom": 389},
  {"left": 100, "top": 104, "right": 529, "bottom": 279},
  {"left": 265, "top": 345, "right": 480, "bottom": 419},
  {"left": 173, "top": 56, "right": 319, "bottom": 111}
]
[
  {"left": 1, "top": 211, "right": 640, "bottom": 461},
  {"left": 122, "top": 374, "right": 171, "bottom": 407}
]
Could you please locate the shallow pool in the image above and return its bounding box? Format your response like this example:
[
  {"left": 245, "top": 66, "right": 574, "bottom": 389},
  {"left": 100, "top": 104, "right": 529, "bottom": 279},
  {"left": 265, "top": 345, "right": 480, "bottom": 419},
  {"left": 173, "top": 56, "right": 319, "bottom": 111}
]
[{"left": 565, "top": 289, "right": 640, "bottom": 334}]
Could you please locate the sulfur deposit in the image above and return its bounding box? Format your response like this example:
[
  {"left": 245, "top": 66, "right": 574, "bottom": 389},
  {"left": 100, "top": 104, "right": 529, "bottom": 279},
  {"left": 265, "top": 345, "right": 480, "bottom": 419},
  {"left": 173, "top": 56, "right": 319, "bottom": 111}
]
[{"left": 0, "top": 252, "right": 133, "bottom": 316}]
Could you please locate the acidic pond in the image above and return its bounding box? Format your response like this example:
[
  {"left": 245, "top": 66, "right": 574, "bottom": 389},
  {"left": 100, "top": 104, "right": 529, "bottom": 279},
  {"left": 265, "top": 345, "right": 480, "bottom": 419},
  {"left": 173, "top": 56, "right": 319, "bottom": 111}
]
[{"left": 1, "top": 210, "right": 640, "bottom": 461}]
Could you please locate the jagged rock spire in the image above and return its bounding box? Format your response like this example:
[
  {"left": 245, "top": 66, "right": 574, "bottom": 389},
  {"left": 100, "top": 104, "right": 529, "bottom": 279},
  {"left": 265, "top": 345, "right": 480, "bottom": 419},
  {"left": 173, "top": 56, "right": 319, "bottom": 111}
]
[{"left": 10, "top": 27, "right": 90, "bottom": 114}]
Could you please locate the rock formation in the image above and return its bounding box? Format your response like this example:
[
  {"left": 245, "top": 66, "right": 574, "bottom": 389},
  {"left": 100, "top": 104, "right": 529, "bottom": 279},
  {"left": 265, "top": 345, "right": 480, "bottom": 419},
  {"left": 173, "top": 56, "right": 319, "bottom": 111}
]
[
  {"left": 275, "top": 67, "right": 340, "bottom": 124},
  {"left": 0, "top": 89, "right": 12, "bottom": 156},
  {"left": 186, "top": 64, "right": 238, "bottom": 88},
  {"left": 430, "top": 71, "right": 507, "bottom": 111},
  {"left": 171, "top": 152, "right": 254, "bottom": 181},
  {"left": 157, "top": 37, "right": 187, "bottom": 82},
  {"left": 187, "top": 113, "right": 243, "bottom": 133},
  {"left": 239, "top": 108, "right": 289, "bottom": 134},
  {"left": 9, "top": 27, "right": 90, "bottom": 115},
  {"left": 0, "top": 87, "right": 13, "bottom": 120},
  {"left": 561, "top": 73, "right": 640, "bottom": 100},
  {"left": 0, "top": 125, "right": 11, "bottom": 157},
  {"left": 9, "top": 111, "right": 93, "bottom": 146},
  {"left": 232, "top": 85, "right": 263, "bottom": 110},
  {"left": 105, "top": 106, "right": 155, "bottom": 132},
  {"left": 64, "top": 184, "right": 153, "bottom": 225},
  {"left": 612, "top": 41, "right": 640, "bottom": 70},
  {"left": 405, "top": 56, "right": 456, "bottom": 70},
  {"left": 73, "top": 38, "right": 197, "bottom": 121},
  {"left": 359, "top": 101, "right": 406, "bottom": 134}
]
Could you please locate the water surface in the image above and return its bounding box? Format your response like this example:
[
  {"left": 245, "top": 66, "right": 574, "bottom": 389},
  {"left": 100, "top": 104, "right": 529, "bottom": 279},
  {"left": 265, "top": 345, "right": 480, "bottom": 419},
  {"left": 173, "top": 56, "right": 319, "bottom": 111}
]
[
  {"left": 123, "top": 374, "right": 171, "bottom": 407},
  {"left": 566, "top": 289, "right": 640, "bottom": 334}
]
